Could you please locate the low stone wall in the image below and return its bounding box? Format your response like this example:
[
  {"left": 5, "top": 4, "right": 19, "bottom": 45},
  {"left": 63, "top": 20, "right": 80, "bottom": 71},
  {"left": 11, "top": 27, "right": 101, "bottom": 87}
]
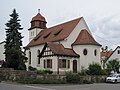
[
  {"left": 37, "top": 75, "right": 107, "bottom": 83},
  {"left": 80, "top": 75, "right": 107, "bottom": 83},
  {"left": 0, "top": 68, "right": 37, "bottom": 81},
  {"left": 37, "top": 74, "right": 66, "bottom": 80},
  {"left": 0, "top": 68, "right": 107, "bottom": 83}
]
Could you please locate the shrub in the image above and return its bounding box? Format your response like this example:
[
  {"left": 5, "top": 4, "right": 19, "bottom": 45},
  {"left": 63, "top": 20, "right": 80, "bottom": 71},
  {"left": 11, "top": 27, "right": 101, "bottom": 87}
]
[
  {"left": 100, "top": 69, "right": 109, "bottom": 75},
  {"left": 46, "top": 70, "right": 53, "bottom": 74},
  {"left": 37, "top": 70, "right": 45, "bottom": 74},
  {"left": 28, "top": 66, "right": 37, "bottom": 71},
  {"left": 66, "top": 71, "right": 81, "bottom": 84},
  {"left": 87, "top": 63, "right": 102, "bottom": 75},
  {"left": 83, "top": 79, "right": 93, "bottom": 84},
  {"left": 37, "top": 69, "right": 53, "bottom": 75},
  {"left": 44, "top": 69, "right": 51, "bottom": 74},
  {"left": 78, "top": 67, "right": 87, "bottom": 75}
]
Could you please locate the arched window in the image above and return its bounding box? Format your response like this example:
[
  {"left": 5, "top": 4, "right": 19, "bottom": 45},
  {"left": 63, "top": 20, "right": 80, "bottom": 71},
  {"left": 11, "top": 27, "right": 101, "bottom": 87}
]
[
  {"left": 83, "top": 49, "right": 87, "bottom": 55},
  {"left": 94, "top": 49, "right": 97, "bottom": 56},
  {"left": 37, "top": 50, "right": 40, "bottom": 64},
  {"left": 29, "top": 51, "right": 31, "bottom": 64}
]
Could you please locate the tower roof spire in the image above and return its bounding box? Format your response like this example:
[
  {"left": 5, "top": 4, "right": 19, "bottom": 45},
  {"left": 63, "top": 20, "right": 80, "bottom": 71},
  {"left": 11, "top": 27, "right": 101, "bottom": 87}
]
[
  {"left": 29, "top": 9, "right": 47, "bottom": 30},
  {"left": 32, "top": 9, "right": 46, "bottom": 21},
  {"left": 38, "top": 9, "right": 40, "bottom": 13}
]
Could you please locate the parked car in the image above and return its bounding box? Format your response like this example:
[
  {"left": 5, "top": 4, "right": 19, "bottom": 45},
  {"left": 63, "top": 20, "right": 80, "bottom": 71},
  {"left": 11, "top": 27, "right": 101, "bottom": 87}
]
[{"left": 106, "top": 73, "right": 120, "bottom": 83}]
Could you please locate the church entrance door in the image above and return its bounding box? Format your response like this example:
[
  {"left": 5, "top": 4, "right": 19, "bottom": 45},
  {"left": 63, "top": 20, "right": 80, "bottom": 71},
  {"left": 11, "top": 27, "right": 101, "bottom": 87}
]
[{"left": 73, "top": 60, "right": 77, "bottom": 73}]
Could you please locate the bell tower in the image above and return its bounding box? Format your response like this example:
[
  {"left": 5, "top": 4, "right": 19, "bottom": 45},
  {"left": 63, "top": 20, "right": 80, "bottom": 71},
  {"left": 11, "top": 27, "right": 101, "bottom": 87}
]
[{"left": 28, "top": 9, "right": 47, "bottom": 41}]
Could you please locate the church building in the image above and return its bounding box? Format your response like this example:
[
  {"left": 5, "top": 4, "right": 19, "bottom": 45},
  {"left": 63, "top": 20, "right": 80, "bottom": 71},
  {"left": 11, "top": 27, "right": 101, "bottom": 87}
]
[
  {"left": 25, "top": 10, "right": 101, "bottom": 74},
  {"left": 0, "top": 41, "right": 5, "bottom": 66}
]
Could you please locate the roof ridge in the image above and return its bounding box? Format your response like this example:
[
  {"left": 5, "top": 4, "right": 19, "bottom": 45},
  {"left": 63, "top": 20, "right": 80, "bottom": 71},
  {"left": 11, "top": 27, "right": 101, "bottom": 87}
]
[{"left": 44, "top": 17, "right": 82, "bottom": 30}]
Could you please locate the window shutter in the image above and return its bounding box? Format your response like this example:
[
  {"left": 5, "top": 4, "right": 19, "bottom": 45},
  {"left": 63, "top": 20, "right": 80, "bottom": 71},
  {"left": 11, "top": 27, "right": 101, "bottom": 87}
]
[
  {"left": 29, "top": 51, "right": 31, "bottom": 64},
  {"left": 50, "top": 59, "right": 52, "bottom": 68},
  {"left": 59, "top": 59, "right": 62, "bottom": 68},
  {"left": 68, "top": 60, "right": 70, "bottom": 68},
  {"left": 44, "top": 60, "right": 46, "bottom": 68}
]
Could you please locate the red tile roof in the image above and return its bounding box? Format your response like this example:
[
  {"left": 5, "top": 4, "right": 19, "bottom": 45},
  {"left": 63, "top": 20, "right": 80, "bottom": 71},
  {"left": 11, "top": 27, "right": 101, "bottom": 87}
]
[
  {"left": 32, "top": 13, "right": 46, "bottom": 22},
  {"left": 72, "top": 29, "right": 101, "bottom": 46},
  {"left": 27, "top": 17, "right": 82, "bottom": 47},
  {"left": 101, "top": 51, "right": 113, "bottom": 58},
  {"left": 42, "top": 42, "right": 79, "bottom": 57}
]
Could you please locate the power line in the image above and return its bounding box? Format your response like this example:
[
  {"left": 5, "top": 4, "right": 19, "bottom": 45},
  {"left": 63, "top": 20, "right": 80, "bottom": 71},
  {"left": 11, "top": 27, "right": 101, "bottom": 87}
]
[{"left": 93, "top": 34, "right": 119, "bottom": 46}]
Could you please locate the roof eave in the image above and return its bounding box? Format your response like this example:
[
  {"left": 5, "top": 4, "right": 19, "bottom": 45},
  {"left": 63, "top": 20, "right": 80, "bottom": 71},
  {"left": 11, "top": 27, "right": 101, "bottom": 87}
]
[
  {"left": 72, "top": 43, "right": 102, "bottom": 46},
  {"left": 55, "top": 54, "right": 80, "bottom": 58}
]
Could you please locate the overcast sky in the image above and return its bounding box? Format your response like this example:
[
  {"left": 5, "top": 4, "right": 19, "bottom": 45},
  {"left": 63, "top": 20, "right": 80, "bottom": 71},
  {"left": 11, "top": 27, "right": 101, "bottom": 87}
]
[{"left": 1, "top": 0, "right": 120, "bottom": 49}]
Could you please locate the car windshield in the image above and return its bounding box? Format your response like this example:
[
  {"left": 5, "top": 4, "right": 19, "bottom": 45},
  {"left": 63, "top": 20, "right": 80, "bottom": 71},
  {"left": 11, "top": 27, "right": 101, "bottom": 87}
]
[{"left": 109, "top": 74, "right": 118, "bottom": 77}]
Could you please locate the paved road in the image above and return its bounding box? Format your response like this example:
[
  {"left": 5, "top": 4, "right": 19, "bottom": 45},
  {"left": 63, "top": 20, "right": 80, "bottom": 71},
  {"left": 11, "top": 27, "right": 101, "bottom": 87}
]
[{"left": 0, "top": 83, "right": 120, "bottom": 90}]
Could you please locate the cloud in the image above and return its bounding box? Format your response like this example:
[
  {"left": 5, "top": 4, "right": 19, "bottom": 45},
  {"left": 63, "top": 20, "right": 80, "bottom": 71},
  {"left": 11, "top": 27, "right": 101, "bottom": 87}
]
[
  {"left": 1, "top": 0, "right": 120, "bottom": 48},
  {"left": 86, "top": 15, "right": 120, "bottom": 49}
]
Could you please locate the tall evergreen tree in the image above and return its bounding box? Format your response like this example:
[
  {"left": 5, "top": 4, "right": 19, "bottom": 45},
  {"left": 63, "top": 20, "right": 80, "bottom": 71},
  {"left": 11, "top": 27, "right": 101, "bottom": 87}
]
[{"left": 4, "top": 9, "right": 27, "bottom": 70}]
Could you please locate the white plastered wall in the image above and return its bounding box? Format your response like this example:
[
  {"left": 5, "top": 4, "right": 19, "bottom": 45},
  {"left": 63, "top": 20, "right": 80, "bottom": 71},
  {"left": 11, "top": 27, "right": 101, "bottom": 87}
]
[
  {"left": 39, "top": 56, "right": 58, "bottom": 72},
  {"left": 26, "top": 45, "right": 44, "bottom": 69},
  {"left": 0, "top": 42, "right": 5, "bottom": 61},
  {"left": 60, "top": 17, "right": 91, "bottom": 48},
  {"left": 29, "top": 28, "right": 42, "bottom": 41},
  {"left": 73, "top": 45, "right": 101, "bottom": 69},
  {"left": 108, "top": 47, "right": 120, "bottom": 61}
]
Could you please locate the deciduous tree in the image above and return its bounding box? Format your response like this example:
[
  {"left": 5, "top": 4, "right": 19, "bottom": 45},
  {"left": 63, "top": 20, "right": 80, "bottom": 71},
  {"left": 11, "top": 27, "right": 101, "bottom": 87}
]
[{"left": 106, "top": 59, "right": 120, "bottom": 73}]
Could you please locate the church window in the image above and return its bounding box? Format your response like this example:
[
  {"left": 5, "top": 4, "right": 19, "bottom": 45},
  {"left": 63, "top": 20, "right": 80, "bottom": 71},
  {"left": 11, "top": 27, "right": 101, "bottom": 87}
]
[
  {"left": 68, "top": 60, "right": 70, "bottom": 68},
  {"left": 94, "top": 49, "right": 97, "bottom": 56},
  {"left": 39, "top": 21, "right": 41, "bottom": 27},
  {"left": 37, "top": 50, "right": 40, "bottom": 64},
  {"left": 62, "top": 59, "right": 66, "bottom": 68},
  {"left": 29, "top": 51, "right": 31, "bottom": 64},
  {"left": 59, "top": 59, "right": 70, "bottom": 68},
  {"left": 31, "top": 32, "right": 32, "bottom": 36},
  {"left": 44, "top": 59, "right": 52, "bottom": 68},
  {"left": 118, "top": 50, "right": 120, "bottom": 54},
  {"left": 31, "top": 31, "right": 34, "bottom": 36},
  {"left": 83, "top": 49, "right": 87, "bottom": 55},
  {"left": 43, "top": 23, "right": 45, "bottom": 28},
  {"left": 41, "top": 22, "right": 44, "bottom": 27},
  {"left": 47, "top": 59, "right": 50, "bottom": 68},
  {"left": 31, "top": 21, "right": 35, "bottom": 27},
  {"left": 32, "top": 31, "right": 34, "bottom": 36}
]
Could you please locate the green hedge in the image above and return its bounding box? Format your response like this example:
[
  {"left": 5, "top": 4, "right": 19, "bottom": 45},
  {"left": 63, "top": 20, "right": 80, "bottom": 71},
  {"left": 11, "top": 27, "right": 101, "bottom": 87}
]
[
  {"left": 37, "top": 69, "right": 53, "bottom": 75},
  {"left": 17, "top": 78, "right": 66, "bottom": 84}
]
